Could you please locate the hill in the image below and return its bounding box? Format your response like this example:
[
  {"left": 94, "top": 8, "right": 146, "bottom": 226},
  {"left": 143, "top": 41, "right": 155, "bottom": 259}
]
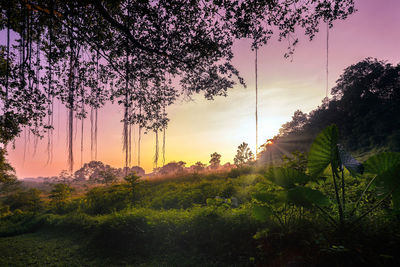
[{"left": 259, "top": 58, "right": 400, "bottom": 164}]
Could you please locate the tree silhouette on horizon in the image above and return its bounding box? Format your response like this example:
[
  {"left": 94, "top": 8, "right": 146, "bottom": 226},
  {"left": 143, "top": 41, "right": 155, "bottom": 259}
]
[{"left": 0, "top": 0, "right": 356, "bottom": 172}]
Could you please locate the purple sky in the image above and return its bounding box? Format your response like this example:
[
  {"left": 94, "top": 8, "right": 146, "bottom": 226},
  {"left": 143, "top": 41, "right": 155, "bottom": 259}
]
[{"left": 6, "top": 0, "right": 400, "bottom": 177}]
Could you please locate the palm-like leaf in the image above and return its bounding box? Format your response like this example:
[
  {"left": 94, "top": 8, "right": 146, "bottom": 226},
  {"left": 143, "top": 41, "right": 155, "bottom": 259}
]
[
  {"left": 374, "top": 163, "right": 400, "bottom": 194},
  {"left": 364, "top": 153, "right": 400, "bottom": 210},
  {"left": 253, "top": 192, "right": 276, "bottom": 203},
  {"left": 308, "top": 125, "right": 339, "bottom": 177},
  {"left": 392, "top": 188, "right": 400, "bottom": 211},
  {"left": 286, "top": 186, "right": 330, "bottom": 208},
  {"left": 253, "top": 205, "right": 273, "bottom": 222},
  {"left": 265, "top": 167, "right": 312, "bottom": 189},
  {"left": 363, "top": 152, "right": 400, "bottom": 174}
]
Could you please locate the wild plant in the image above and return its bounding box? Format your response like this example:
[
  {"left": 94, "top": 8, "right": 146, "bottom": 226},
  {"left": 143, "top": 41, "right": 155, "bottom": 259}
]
[{"left": 253, "top": 125, "right": 400, "bottom": 230}]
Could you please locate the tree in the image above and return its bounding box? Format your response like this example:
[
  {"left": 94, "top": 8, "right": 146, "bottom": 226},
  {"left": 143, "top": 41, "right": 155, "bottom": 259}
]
[
  {"left": 58, "top": 170, "right": 74, "bottom": 184},
  {"left": 3, "top": 188, "right": 42, "bottom": 212},
  {"left": 281, "top": 151, "right": 307, "bottom": 173},
  {"left": 99, "top": 169, "right": 117, "bottom": 185},
  {"left": 49, "top": 183, "right": 73, "bottom": 212},
  {"left": 156, "top": 161, "right": 186, "bottom": 175},
  {"left": 119, "top": 166, "right": 145, "bottom": 177},
  {"left": 233, "top": 142, "right": 254, "bottom": 166},
  {"left": 278, "top": 110, "right": 308, "bottom": 137},
  {"left": 0, "top": 1, "right": 355, "bottom": 171},
  {"left": 209, "top": 152, "right": 221, "bottom": 169},
  {"left": 124, "top": 172, "right": 140, "bottom": 199},
  {"left": 0, "top": 148, "right": 18, "bottom": 191},
  {"left": 74, "top": 161, "right": 108, "bottom": 182},
  {"left": 192, "top": 161, "right": 206, "bottom": 173},
  {"left": 261, "top": 58, "right": 400, "bottom": 159}
]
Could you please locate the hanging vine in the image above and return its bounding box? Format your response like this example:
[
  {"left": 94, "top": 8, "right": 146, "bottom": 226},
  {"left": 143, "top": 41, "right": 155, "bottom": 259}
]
[
  {"left": 67, "top": 26, "right": 75, "bottom": 173},
  {"left": 0, "top": 0, "right": 355, "bottom": 173}
]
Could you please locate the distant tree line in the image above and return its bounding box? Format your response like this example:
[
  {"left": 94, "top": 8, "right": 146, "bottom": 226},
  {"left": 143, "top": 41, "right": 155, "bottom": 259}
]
[
  {"left": 0, "top": 0, "right": 355, "bottom": 173},
  {"left": 259, "top": 58, "right": 400, "bottom": 163}
]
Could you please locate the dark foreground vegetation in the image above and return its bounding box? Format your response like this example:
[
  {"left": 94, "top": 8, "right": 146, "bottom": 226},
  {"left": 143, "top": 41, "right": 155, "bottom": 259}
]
[{"left": 1, "top": 125, "right": 400, "bottom": 266}]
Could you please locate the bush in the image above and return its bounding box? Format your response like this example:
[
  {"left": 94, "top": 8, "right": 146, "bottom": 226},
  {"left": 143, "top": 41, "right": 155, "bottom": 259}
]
[
  {"left": 82, "top": 184, "right": 131, "bottom": 215},
  {"left": 228, "top": 166, "right": 253, "bottom": 178},
  {"left": 49, "top": 184, "right": 74, "bottom": 214},
  {"left": 3, "top": 188, "right": 43, "bottom": 212},
  {"left": 0, "top": 212, "right": 44, "bottom": 236},
  {"left": 27, "top": 206, "right": 260, "bottom": 264}
]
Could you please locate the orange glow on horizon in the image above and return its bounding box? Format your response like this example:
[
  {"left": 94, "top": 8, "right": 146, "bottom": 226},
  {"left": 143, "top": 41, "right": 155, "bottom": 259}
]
[{"left": 5, "top": 0, "right": 400, "bottom": 178}]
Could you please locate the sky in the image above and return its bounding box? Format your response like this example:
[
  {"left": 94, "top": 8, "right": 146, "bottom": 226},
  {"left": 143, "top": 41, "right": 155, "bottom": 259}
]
[{"left": 6, "top": 0, "right": 400, "bottom": 178}]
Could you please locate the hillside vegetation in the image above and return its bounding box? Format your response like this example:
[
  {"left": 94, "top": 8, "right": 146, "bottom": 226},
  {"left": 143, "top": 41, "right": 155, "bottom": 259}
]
[
  {"left": 259, "top": 58, "right": 400, "bottom": 164},
  {"left": 1, "top": 126, "right": 400, "bottom": 266},
  {"left": 1, "top": 58, "right": 400, "bottom": 266}
]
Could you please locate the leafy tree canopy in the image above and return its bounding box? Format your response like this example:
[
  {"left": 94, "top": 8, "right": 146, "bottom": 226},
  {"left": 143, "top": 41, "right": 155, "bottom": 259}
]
[
  {"left": 0, "top": 0, "right": 356, "bottom": 141},
  {"left": 209, "top": 152, "right": 221, "bottom": 169},
  {"left": 258, "top": 58, "right": 400, "bottom": 163},
  {"left": 0, "top": 147, "right": 17, "bottom": 190},
  {"left": 234, "top": 142, "right": 254, "bottom": 166}
]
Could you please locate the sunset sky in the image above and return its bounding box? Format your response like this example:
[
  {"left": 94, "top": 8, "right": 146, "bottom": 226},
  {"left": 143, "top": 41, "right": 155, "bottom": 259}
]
[{"left": 6, "top": 0, "right": 400, "bottom": 178}]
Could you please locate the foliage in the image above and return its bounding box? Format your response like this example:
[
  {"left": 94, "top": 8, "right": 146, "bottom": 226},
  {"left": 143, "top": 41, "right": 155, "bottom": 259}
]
[
  {"left": 278, "top": 110, "right": 308, "bottom": 137},
  {"left": 259, "top": 58, "right": 400, "bottom": 163},
  {"left": 124, "top": 173, "right": 140, "bottom": 190},
  {"left": 281, "top": 151, "right": 307, "bottom": 173},
  {"left": 74, "top": 161, "right": 145, "bottom": 182},
  {"left": 0, "top": 148, "right": 18, "bottom": 191},
  {"left": 234, "top": 142, "right": 254, "bottom": 166},
  {"left": 209, "top": 152, "right": 221, "bottom": 169},
  {"left": 154, "top": 161, "right": 186, "bottom": 176},
  {"left": 3, "top": 189, "right": 43, "bottom": 213},
  {"left": 0, "top": 0, "right": 356, "bottom": 175},
  {"left": 252, "top": 167, "right": 328, "bottom": 229},
  {"left": 255, "top": 124, "right": 400, "bottom": 230},
  {"left": 228, "top": 165, "right": 254, "bottom": 178},
  {"left": 1, "top": 161, "right": 400, "bottom": 265},
  {"left": 124, "top": 172, "right": 140, "bottom": 202},
  {"left": 49, "top": 184, "right": 73, "bottom": 214},
  {"left": 26, "top": 206, "right": 260, "bottom": 266},
  {"left": 98, "top": 169, "right": 117, "bottom": 185},
  {"left": 192, "top": 161, "right": 206, "bottom": 172},
  {"left": 0, "top": 212, "right": 44, "bottom": 237},
  {"left": 82, "top": 185, "right": 131, "bottom": 215}
]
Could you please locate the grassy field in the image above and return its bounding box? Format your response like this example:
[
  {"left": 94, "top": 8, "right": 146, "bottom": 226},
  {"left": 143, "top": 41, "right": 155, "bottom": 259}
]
[
  {"left": 0, "top": 207, "right": 261, "bottom": 267},
  {"left": 0, "top": 228, "right": 234, "bottom": 267},
  {"left": 1, "top": 153, "right": 400, "bottom": 266},
  {"left": 0, "top": 229, "right": 95, "bottom": 267}
]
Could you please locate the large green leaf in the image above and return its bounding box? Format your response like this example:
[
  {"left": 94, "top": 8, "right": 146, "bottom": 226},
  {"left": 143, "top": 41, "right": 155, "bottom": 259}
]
[
  {"left": 286, "top": 186, "right": 330, "bottom": 208},
  {"left": 265, "top": 167, "right": 312, "bottom": 189},
  {"left": 253, "top": 205, "right": 273, "bottom": 222},
  {"left": 364, "top": 152, "right": 400, "bottom": 175},
  {"left": 308, "top": 125, "right": 339, "bottom": 177},
  {"left": 392, "top": 188, "right": 400, "bottom": 211},
  {"left": 252, "top": 192, "right": 276, "bottom": 203},
  {"left": 253, "top": 191, "right": 287, "bottom": 206},
  {"left": 373, "top": 163, "right": 400, "bottom": 196}
]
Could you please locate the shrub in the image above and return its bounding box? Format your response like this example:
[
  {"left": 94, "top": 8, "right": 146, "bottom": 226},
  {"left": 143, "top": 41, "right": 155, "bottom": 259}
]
[
  {"left": 82, "top": 184, "right": 131, "bottom": 215},
  {"left": 3, "top": 188, "right": 43, "bottom": 212},
  {"left": 49, "top": 184, "right": 74, "bottom": 214}
]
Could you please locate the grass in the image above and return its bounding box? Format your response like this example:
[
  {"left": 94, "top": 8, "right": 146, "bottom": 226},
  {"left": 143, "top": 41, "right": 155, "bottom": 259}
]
[
  {"left": 0, "top": 206, "right": 261, "bottom": 267},
  {"left": 2, "top": 165, "right": 400, "bottom": 266},
  {"left": 0, "top": 229, "right": 95, "bottom": 267}
]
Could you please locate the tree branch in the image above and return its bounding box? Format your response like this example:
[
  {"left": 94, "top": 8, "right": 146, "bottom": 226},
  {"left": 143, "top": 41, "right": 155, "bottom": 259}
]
[{"left": 91, "top": 3, "right": 168, "bottom": 59}]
